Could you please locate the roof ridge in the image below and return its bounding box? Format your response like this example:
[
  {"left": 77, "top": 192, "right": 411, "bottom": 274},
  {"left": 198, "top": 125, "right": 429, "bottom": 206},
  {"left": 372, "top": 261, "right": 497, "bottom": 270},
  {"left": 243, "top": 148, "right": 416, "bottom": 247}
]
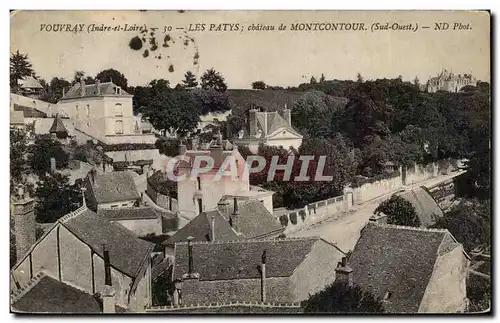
[
  {"left": 11, "top": 271, "right": 46, "bottom": 304},
  {"left": 175, "top": 236, "right": 320, "bottom": 245},
  {"left": 369, "top": 222, "right": 449, "bottom": 233},
  {"left": 58, "top": 205, "right": 88, "bottom": 223},
  {"left": 147, "top": 300, "right": 302, "bottom": 311}
]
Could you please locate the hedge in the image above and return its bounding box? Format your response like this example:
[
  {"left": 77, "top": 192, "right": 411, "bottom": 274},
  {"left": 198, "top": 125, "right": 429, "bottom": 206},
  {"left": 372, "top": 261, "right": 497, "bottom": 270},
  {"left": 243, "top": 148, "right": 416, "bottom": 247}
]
[
  {"left": 351, "top": 170, "right": 401, "bottom": 188},
  {"left": 103, "top": 143, "right": 157, "bottom": 152}
]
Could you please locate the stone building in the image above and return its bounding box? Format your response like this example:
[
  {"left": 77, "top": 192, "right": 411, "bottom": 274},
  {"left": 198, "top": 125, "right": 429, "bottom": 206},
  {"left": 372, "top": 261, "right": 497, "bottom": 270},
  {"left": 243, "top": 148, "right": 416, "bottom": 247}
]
[
  {"left": 233, "top": 108, "right": 303, "bottom": 153},
  {"left": 57, "top": 80, "right": 155, "bottom": 145},
  {"left": 97, "top": 206, "right": 165, "bottom": 237},
  {"left": 11, "top": 188, "right": 36, "bottom": 263},
  {"left": 425, "top": 69, "right": 477, "bottom": 93},
  {"left": 348, "top": 222, "right": 470, "bottom": 313},
  {"left": 84, "top": 170, "right": 140, "bottom": 211},
  {"left": 175, "top": 139, "right": 274, "bottom": 224},
  {"left": 171, "top": 237, "right": 345, "bottom": 305},
  {"left": 10, "top": 206, "right": 155, "bottom": 312}
]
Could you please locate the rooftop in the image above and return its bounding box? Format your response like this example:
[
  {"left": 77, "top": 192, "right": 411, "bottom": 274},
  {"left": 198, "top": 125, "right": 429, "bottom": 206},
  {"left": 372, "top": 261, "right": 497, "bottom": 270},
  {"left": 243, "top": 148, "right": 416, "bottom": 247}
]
[
  {"left": 395, "top": 187, "right": 444, "bottom": 227},
  {"left": 19, "top": 76, "right": 43, "bottom": 89},
  {"left": 61, "top": 81, "right": 131, "bottom": 100},
  {"left": 87, "top": 171, "right": 140, "bottom": 204},
  {"left": 173, "top": 237, "right": 322, "bottom": 281},
  {"left": 11, "top": 272, "right": 101, "bottom": 313},
  {"left": 348, "top": 222, "right": 461, "bottom": 313},
  {"left": 97, "top": 206, "right": 163, "bottom": 221}
]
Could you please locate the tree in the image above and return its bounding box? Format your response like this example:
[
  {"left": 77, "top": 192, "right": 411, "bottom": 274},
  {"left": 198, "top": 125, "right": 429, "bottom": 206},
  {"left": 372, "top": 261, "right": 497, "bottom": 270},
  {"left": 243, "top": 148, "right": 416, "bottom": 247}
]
[
  {"left": 10, "top": 129, "right": 27, "bottom": 184},
  {"left": 72, "top": 70, "right": 86, "bottom": 85},
  {"left": 155, "top": 137, "right": 181, "bottom": 157},
  {"left": 28, "top": 135, "right": 69, "bottom": 176},
  {"left": 200, "top": 68, "right": 227, "bottom": 92},
  {"left": 182, "top": 71, "right": 198, "bottom": 88},
  {"left": 251, "top": 81, "right": 266, "bottom": 90},
  {"left": 375, "top": 195, "right": 420, "bottom": 227},
  {"left": 413, "top": 76, "right": 420, "bottom": 87},
  {"left": 310, "top": 76, "right": 317, "bottom": 84},
  {"left": 356, "top": 73, "right": 364, "bottom": 83},
  {"left": 432, "top": 200, "right": 490, "bottom": 253},
  {"left": 192, "top": 87, "right": 231, "bottom": 114},
  {"left": 47, "top": 77, "right": 71, "bottom": 103},
  {"left": 96, "top": 68, "right": 128, "bottom": 91},
  {"left": 10, "top": 50, "right": 35, "bottom": 88},
  {"left": 34, "top": 173, "right": 82, "bottom": 223},
  {"left": 319, "top": 73, "right": 326, "bottom": 83},
  {"left": 302, "top": 280, "right": 384, "bottom": 313}
]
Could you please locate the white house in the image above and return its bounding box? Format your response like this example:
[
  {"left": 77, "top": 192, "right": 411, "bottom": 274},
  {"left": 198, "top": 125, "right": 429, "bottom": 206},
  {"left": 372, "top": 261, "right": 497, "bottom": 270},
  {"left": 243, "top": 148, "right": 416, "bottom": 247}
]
[{"left": 233, "top": 108, "right": 303, "bottom": 153}]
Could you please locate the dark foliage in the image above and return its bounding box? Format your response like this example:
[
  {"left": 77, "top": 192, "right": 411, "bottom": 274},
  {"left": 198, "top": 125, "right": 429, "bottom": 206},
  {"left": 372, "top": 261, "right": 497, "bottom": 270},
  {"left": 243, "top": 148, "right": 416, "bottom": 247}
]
[{"left": 375, "top": 195, "right": 420, "bottom": 227}]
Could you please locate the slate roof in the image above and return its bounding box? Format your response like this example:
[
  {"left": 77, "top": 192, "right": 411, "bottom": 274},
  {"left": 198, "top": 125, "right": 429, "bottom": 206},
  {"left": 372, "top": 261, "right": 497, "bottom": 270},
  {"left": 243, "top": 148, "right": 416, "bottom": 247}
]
[
  {"left": 348, "top": 222, "right": 459, "bottom": 313},
  {"left": 395, "top": 188, "right": 444, "bottom": 227},
  {"left": 62, "top": 208, "right": 154, "bottom": 277},
  {"left": 11, "top": 273, "right": 101, "bottom": 313},
  {"left": 87, "top": 171, "right": 140, "bottom": 204},
  {"left": 164, "top": 210, "right": 241, "bottom": 246},
  {"left": 97, "top": 206, "right": 162, "bottom": 220},
  {"left": 173, "top": 237, "right": 320, "bottom": 281},
  {"left": 49, "top": 114, "right": 68, "bottom": 134},
  {"left": 19, "top": 76, "right": 43, "bottom": 89},
  {"left": 218, "top": 199, "right": 284, "bottom": 239},
  {"left": 62, "top": 81, "right": 131, "bottom": 100}
]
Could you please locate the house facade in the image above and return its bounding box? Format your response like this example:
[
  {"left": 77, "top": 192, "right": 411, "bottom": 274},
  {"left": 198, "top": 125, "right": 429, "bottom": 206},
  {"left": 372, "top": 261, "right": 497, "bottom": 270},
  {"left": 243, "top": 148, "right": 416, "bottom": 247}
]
[
  {"left": 348, "top": 222, "right": 470, "bottom": 313},
  {"left": 57, "top": 80, "right": 155, "bottom": 145},
  {"left": 172, "top": 237, "right": 345, "bottom": 305},
  {"left": 10, "top": 206, "right": 155, "bottom": 312},
  {"left": 233, "top": 108, "right": 303, "bottom": 153}
]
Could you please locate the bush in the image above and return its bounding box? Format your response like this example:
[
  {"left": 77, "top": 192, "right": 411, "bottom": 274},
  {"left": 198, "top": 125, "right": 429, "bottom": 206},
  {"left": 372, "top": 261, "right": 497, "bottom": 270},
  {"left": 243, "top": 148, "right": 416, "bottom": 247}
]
[{"left": 375, "top": 195, "right": 420, "bottom": 227}]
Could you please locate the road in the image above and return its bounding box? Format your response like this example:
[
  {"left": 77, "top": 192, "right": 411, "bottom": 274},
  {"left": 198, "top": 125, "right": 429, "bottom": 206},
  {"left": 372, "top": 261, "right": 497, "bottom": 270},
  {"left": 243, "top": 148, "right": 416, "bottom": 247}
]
[{"left": 289, "top": 171, "right": 466, "bottom": 252}]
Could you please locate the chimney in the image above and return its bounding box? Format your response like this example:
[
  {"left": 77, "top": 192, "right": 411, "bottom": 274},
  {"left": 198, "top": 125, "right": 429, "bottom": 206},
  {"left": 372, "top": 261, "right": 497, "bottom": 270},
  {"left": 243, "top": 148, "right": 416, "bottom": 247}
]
[
  {"left": 103, "top": 244, "right": 112, "bottom": 286},
  {"left": 229, "top": 197, "right": 240, "bottom": 233},
  {"left": 50, "top": 157, "right": 56, "bottom": 173},
  {"left": 179, "top": 142, "right": 187, "bottom": 155},
  {"left": 101, "top": 285, "right": 116, "bottom": 313},
  {"left": 96, "top": 79, "right": 101, "bottom": 95},
  {"left": 182, "top": 236, "right": 199, "bottom": 280},
  {"left": 261, "top": 250, "right": 267, "bottom": 302},
  {"left": 335, "top": 256, "right": 353, "bottom": 287},
  {"left": 80, "top": 79, "right": 85, "bottom": 97},
  {"left": 248, "top": 109, "right": 257, "bottom": 136},
  {"left": 211, "top": 215, "right": 215, "bottom": 241},
  {"left": 283, "top": 107, "right": 291, "bottom": 126},
  {"left": 12, "top": 186, "right": 36, "bottom": 262},
  {"left": 209, "top": 144, "right": 223, "bottom": 168}
]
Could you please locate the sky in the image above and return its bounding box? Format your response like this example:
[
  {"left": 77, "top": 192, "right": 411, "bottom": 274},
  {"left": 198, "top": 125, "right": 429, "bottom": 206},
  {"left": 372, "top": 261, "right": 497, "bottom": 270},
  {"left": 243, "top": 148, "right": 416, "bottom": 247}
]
[{"left": 10, "top": 10, "right": 490, "bottom": 89}]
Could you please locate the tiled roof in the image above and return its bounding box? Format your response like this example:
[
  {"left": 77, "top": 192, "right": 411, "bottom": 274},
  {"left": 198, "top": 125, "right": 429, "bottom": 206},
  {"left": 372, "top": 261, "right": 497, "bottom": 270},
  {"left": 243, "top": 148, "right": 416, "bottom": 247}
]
[
  {"left": 395, "top": 188, "right": 444, "bottom": 227},
  {"left": 173, "top": 237, "right": 320, "bottom": 281},
  {"left": 49, "top": 114, "right": 68, "bottom": 133},
  {"left": 11, "top": 273, "right": 101, "bottom": 313},
  {"left": 88, "top": 171, "right": 140, "bottom": 204},
  {"left": 97, "top": 206, "right": 162, "bottom": 220},
  {"left": 19, "top": 76, "right": 43, "bottom": 89},
  {"left": 164, "top": 210, "right": 240, "bottom": 246},
  {"left": 256, "top": 111, "right": 291, "bottom": 135},
  {"left": 348, "top": 222, "right": 456, "bottom": 313},
  {"left": 218, "top": 199, "right": 284, "bottom": 239},
  {"left": 62, "top": 208, "right": 154, "bottom": 277},
  {"left": 63, "top": 81, "right": 131, "bottom": 99}
]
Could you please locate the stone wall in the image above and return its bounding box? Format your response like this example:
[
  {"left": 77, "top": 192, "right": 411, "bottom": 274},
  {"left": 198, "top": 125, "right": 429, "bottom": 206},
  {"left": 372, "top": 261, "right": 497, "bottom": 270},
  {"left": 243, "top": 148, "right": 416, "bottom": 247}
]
[
  {"left": 146, "top": 181, "right": 178, "bottom": 212},
  {"left": 353, "top": 174, "right": 403, "bottom": 205},
  {"left": 105, "top": 148, "right": 160, "bottom": 163},
  {"left": 112, "top": 218, "right": 162, "bottom": 236}
]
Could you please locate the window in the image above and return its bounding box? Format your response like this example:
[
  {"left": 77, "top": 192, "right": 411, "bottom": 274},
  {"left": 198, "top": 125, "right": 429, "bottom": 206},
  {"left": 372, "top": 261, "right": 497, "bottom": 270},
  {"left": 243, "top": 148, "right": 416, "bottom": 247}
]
[
  {"left": 111, "top": 205, "right": 118, "bottom": 208},
  {"left": 76, "top": 105, "right": 79, "bottom": 119},
  {"left": 115, "top": 120, "right": 124, "bottom": 134},
  {"left": 197, "top": 199, "right": 203, "bottom": 214},
  {"left": 122, "top": 203, "right": 128, "bottom": 207},
  {"left": 86, "top": 104, "right": 90, "bottom": 116},
  {"left": 197, "top": 176, "right": 201, "bottom": 190},
  {"left": 114, "top": 103, "right": 123, "bottom": 117}
]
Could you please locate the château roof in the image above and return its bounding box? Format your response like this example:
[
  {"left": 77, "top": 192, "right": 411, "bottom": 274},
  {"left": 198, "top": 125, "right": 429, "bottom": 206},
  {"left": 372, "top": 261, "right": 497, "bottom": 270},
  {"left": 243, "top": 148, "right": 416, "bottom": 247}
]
[{"left": 61, "top": 81, "right": 131, "bottom": 100}]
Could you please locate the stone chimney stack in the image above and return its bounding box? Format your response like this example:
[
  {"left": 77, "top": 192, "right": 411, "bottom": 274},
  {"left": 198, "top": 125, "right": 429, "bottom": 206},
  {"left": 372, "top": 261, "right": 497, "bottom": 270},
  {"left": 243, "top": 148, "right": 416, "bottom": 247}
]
[
  {"left": 209, "top": 137, "right": 224, "bottom": 168},
  {"left": 261, "top": 250, "right": 267, "bottom": 302},
  {"left": 211, "top": 215, "right": 215, "bottom": 241},
  {"left": 283, "top": 107, "right": 291, "bottom": 126},
  {"left": 80, "top": 79, "right": 85, "bottom": 97},
  {"left": 12, "top": 186, "right": 36, "bottom": 262},
  {"left": 96, "top": 79, "right": 101, "bottom": 95},
  {"left": 102, "top": 285, "right": 116, "bottom": 313},
  {"left": 229, "top": 197, "right": 240, "bottom": 233},
  {"left": 50, "top": 157, "right": 56, "bottom": 174},
  {"left": 248, "top": 109, "right": 257, "bottom": 136},
  {"left": 335, "top": 256, "right": 353, "bottom": 287}
]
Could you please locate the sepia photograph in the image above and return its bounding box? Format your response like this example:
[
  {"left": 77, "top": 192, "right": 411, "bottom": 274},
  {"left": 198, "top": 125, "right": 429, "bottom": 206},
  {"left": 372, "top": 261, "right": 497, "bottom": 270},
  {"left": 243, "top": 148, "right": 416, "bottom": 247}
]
[{"left": 8, "top": 9, "right": 491, "bottom": 314}]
